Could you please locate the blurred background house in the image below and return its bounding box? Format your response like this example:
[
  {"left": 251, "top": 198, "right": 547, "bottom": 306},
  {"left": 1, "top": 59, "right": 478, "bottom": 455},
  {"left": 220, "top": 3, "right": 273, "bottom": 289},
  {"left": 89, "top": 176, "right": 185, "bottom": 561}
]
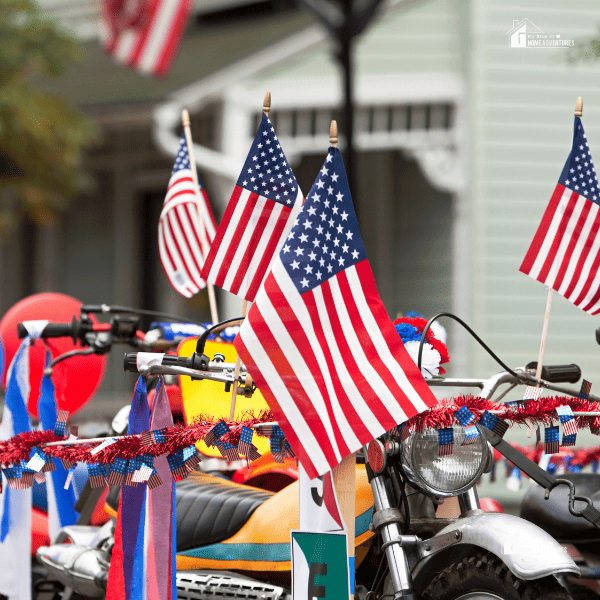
[{"left": 2, "top": 0, "right": 600, "bottom": 426}]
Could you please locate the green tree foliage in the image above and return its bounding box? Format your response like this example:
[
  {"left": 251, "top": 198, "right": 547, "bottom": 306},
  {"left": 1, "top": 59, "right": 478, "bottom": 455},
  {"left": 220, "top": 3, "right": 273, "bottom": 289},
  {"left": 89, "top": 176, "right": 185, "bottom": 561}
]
[
  {"left": 0, "top": 0, "right": 95, "bottom": 234},
  {"left": 566, "top": 28, "right": 600, "bottom": 63}
]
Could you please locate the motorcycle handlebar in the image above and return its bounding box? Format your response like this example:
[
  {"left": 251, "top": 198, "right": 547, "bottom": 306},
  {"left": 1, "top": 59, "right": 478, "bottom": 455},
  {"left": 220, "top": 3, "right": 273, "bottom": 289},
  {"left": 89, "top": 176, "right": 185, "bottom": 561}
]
[
  {"left": 123, "top": 352, "right": 195, "bottom": 372},
  {"left": 525, "top": 362, "right": 581, "bottom": 384},
  {"left": 17, "top": 317, "right": 80, "bottom": 344}
]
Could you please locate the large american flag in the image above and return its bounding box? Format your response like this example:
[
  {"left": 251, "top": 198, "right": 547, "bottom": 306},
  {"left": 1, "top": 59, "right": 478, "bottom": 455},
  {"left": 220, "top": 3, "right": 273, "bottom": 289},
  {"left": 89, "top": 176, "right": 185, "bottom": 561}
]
[
  {"left": 521, "top": 117, "right": 600, "bottom": 313},
  {"left": 159, "top": 132, "right": 217, "bottom": 298},
  {"left": 99, "top": 0, "right": 192, "bottom": 78},
  {"left": 201, "top": 113, "right": 303, "bottom": 302},
  {"left": 234, "top": 147, "right": 438, "bottom": 478}
]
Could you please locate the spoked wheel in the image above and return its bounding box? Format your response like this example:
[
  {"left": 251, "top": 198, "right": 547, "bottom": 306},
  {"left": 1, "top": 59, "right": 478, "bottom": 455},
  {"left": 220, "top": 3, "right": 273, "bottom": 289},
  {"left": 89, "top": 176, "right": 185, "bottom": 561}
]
[{"left": 420, "top": 551, "right": 572, "bottom": 600}]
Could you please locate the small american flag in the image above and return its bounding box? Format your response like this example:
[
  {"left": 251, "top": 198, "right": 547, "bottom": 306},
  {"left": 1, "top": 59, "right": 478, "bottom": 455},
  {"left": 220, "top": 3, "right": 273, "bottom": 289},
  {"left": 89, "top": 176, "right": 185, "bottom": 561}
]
[
  {"left": 88, "top": 464, "right": 107, "bottom": 488},
  {"left": 54, "top": 410, "right": 69, "bottom": 436},
  {"left": 562, "top": 433, "right": 577, "bottom": 447},
  {"left": 454, "top": 405, "right": 476, "bottom": 427},
  {"left": 107, "top": 457, "right": 128, "bottom": 486},
  {"left": 520, "top": 117, "right": 600, "bottom": 313},
  {"left": 579, "top": 379, "right": 592, "bottom": 399},
  {"left": 234, "top": 146, "right": 438, "bottom": 478},
  {"left": 132, "top": 465, "right": 153, "bottom": 483},
  {"left": 217, "top": 441, "right": 240, "bottom": 462},
  {"left": 141, "top": 454, "right": 163, "bottom": 488},
  {"left": 159, "top": 132, "right": 218, "bottom": 298},
  {"left": 99, "top": 0, "right": 193, "bottom": 78},
  {"left": 523, "top": 386, "right": 542, "bottom": 401},
  {"left": 284, "top": 440, "right": 296, "bottom": 459},
  {"left": 545, "top": 426, "right": 560, "bottom": 454},
  {"left": 42, "top": 454, "right": 56, "bottom": 472},
  {"left": 124, "top": 457, "right": 143, "bottom": 487},
  {"left": 238, "top": 426, "right": 254, "bottom": 457},
  {"left": 480, "top": 411, "right": 509, "bottom": 438},
  {"left": 60, "top": 459, "right": 73, "bottom": 471},
  {"left": 556, "top": 405, "right": 579, "bottom": 436},
  {"left": 25, "top": 449, "right": 46, "bottom": 473},
  {"left": 201, "top": 113, "right": 303, "bottom": 302},
  {"left": 167, "top": 451, "right": 188, "bottom": 480},
  {"left": 438, "top": 428, "right": 454, "bottom": 456},
  {"left": 461, "top": 425, "right": 480, "bottom": 446},
  {"left": 203, "top": 420, "right": 229, "bottom": 447},
  {"left": 270, "top": 437, "right": 285, "bottom": 463}
]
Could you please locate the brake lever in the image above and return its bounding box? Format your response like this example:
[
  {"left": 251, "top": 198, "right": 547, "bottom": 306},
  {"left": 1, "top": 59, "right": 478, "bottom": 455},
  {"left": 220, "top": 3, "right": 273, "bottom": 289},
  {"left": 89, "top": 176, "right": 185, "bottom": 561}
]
[{"left": 44, "top": 347, "right": 97, "bottom": 377}]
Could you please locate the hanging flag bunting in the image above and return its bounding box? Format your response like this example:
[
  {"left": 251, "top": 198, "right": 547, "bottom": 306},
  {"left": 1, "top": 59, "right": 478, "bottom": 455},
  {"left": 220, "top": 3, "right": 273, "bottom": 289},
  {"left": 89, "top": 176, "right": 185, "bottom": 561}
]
[
  {"left": 234, "top": 145, "right": 438, "bottom": 478},
  {"left": 158, "top": 132, "right": 218, "bottom": 297},
  {"left": 579, "top": 379, "right": 592, "bottom": 399},
  {"left": 143, "top": 380, "right": 177, "bottom": 600},
  {"left": 438, "top": 428, "right": 454, "bottom": 456},
  {"left": 99, "top": 0, "right": 193, "bottom": 78},
  {"left": 520, "top": 114, "right": 600, "bottom": 313},
  {"left": 201, "top": 113, "right": 304, "bottom": 302},
  {"left": 0, "top": 339, "right": 32, "bottom": 600},
  {"left": 545, "top": 426, "right": 560, "bottom": 454},
  {"left": 106, "top": 377, "right": 150, "bottom": 600}
]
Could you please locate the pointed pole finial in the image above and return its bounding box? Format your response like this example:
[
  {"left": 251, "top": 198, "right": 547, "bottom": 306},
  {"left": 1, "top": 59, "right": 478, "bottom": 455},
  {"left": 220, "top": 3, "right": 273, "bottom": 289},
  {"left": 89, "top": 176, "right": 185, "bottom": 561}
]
[
  {"left": 182, "top": 108, "right": 191, "bottom": 127},
  {"left": 263, "top": 92, "right": 271, "bottom": 117},
  {"left": 575, "top": 97, "right": 583, "bottom": 117},
  {"left": 330, "top": 120, "right": 338, "bottom": 147}
]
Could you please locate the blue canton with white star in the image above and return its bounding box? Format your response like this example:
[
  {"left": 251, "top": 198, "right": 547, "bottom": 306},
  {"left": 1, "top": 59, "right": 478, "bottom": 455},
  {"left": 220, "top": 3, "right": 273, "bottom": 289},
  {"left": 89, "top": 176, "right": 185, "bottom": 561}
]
[
  {"left": 559, "top": 117, "right": 599, "bottom": 204},
  {"left": 281, "top": 147, "right": 367, "bottom": 294},
  {"left": 173, "top": 132, "right": 205, "bottom": 186},
  {"left": 237, "top": 113, "right": 298, "bottom": 206}
]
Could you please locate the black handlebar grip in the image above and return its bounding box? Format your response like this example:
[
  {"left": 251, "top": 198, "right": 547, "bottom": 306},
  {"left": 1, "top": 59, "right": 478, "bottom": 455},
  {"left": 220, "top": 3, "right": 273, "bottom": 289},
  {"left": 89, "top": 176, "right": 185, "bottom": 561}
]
[
  {"left": 80, "top": 304, "right": 105, "bottom": 313},
  {"left": 17, "top": 319, "right": 78, "bottom": 343},
  {"left": 526, "top": 362, "right": 581, "bottom": 384},
  {"left": 123, "top": 352, "right": 194, "bottom": 372}
]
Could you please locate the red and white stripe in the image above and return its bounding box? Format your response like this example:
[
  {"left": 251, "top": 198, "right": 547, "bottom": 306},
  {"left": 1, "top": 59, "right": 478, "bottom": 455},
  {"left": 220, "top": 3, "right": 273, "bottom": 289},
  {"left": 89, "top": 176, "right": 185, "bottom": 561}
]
[
  {"left": 438, "top": 444, "right": 454, "bottom": 457},
  {"left": 234, "top": 258, "right": 437, "bottom": 478},
  {"left": 159, "top": 174, "right": 217, "bottom": 298},
  {"left": 520, "top": 183, "right": 600, "bottom": 314},
  {"left": 100, "top": 0, "right": 192, "bottom": 78},
  {"left": 201, "top": 186, "right": 303, "bottom": 302}
]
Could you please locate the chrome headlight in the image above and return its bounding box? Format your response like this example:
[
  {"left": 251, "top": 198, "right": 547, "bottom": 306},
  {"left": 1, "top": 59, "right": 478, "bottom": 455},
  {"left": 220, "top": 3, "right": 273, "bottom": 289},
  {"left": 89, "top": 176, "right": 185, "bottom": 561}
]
[{"left": 400, "top": 426, "right": 489, "bottom": 497}]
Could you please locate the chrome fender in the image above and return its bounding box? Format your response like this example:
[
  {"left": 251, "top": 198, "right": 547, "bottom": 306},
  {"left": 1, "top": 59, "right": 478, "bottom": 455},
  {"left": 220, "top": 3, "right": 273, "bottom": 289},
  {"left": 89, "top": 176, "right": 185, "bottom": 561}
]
[{"left": 412, "top": 512, "right": 579, "bottom": 583}]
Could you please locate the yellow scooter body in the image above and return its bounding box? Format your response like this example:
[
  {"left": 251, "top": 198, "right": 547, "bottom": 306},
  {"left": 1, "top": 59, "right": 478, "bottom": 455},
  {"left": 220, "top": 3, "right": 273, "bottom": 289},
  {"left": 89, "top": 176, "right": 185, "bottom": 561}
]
[{"left": 176, "top": 463, "right": 374, "bottom": 572}]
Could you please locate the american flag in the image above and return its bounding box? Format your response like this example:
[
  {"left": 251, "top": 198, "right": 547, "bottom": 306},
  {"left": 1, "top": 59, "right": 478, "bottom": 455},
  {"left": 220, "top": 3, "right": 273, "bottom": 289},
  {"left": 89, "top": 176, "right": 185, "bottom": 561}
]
[
  {"left": 107, "top": 457, "right": 127, "bottom": 486},
  {"left": 201, "top": 113, "right": 303, "bottom": 302},
  {"left": 217, "top": 441, "right": 240, "bottom": 462},
  {"left": 438, "top": 428, "right": 454, "bottom": 457},
  {"left": 54, "top": 410, "right": 69, "bottom": 436},
  {"left": 520, "top": 117, "right": 600, "bottom": 313},
  {"left": 234, "top": 147, "right": 438, "bottom": 478},
  {"left": 88, "top": 464, "right": 107, "bottom": 488},
  {"left": 159, "top": 132, "right": 218, "bottom": 298},
  {"left": 556, "top": 405, "right": 579, "bottom": 436},
  {"left": 579, "top": 379, "right": 592, "bottom": 399},
  {"left": 545, "top": 426, "right": 560, "bottom": 454},
  {"left": 523, "top": 386, "right": 542, "bottom": 401},
  {"left": 480, "top": 411, "right": 509, "bottom": 438},
  {"left": 238, "top": 426, "right": 254, "bottom": 457},
  {"left": 461, "top": 425, "right": 480, "bottom": 446},
  {"left": 99, "top": 0, "right": 192, "bottom": 78}
]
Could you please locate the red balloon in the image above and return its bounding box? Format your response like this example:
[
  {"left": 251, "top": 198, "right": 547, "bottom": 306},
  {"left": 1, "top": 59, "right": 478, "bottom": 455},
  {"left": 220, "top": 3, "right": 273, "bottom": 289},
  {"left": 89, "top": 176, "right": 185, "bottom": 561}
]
[{"left": 0, "top": 293, "right": 107, "bottom": 418}]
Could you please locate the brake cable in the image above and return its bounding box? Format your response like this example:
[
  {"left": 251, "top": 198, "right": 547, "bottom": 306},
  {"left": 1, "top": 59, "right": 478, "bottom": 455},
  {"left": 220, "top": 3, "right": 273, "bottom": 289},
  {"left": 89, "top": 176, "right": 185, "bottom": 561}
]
[{"left": 417, "top": 312, "right": 520, "bottom": 378}]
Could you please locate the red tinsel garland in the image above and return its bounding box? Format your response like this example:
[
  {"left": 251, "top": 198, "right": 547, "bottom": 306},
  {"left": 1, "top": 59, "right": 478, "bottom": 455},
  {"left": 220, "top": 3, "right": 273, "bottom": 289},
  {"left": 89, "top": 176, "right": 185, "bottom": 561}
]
[{"left": 1, "top": 395, "right": 599, "bottom": 469}]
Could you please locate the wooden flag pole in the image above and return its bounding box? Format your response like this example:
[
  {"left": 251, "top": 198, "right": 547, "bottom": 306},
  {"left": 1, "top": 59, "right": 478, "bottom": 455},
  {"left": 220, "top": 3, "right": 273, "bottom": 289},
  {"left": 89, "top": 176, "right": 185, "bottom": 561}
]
[
  {"left": 329, "top": 119, "right": 355, "bottom": 598},
  {"left": 182, "top": 109, "right": 219, "bottom": 325},
  {"left": 227, "top": 92, "right": 271, "bottom": 421},
  {"left": 534, "top": 97, "right": 582, "bottom": 386}
]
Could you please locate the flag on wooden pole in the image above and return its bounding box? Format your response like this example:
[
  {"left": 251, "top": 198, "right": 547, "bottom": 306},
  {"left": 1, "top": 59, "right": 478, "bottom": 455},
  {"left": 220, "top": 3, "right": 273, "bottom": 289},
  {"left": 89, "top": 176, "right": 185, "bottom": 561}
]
[
  {"left": 159, "top": 132, "right": 218, "bottom": 298},
  {"left": 520, "top": 113, "right": 600, "bottom": 313},
  {"left": 234, "top": 145, "right": 438, "bottom": 478},
  {"left": 99, "top": 0, "right": 193, "bottom": 77},
  {"left": 201, "top": 113, "right": 303, "bottom": 302}
]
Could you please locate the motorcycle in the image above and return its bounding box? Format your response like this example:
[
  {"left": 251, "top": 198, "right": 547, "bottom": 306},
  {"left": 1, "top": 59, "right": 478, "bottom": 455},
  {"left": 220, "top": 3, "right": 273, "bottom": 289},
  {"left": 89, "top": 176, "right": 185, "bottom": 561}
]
[{"left": 35, "top": 315, "right": 600, "bottom": 600}]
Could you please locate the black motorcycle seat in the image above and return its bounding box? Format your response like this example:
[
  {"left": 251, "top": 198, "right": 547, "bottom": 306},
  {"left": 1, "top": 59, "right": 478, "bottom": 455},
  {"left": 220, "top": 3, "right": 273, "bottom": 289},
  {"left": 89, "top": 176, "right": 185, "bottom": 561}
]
[
  {"left": 520, "top": 473, "right": 600, "bottom": 543},
  {"left": 105, "top": 471, "right": 274, "bottom": 552}
]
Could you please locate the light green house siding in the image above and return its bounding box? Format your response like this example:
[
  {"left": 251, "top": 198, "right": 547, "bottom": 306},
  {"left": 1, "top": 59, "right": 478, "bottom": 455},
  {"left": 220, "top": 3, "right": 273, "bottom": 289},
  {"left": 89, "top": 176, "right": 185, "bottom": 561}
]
[{"left": 470, "top": 1, "right": 600, "bottom": 387}]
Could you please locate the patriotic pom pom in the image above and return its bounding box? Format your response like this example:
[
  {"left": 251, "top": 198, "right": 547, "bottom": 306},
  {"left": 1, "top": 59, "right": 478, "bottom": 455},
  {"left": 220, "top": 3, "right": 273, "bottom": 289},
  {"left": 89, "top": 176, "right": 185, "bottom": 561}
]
[{"left": 393, "top": 314, "right": 450, "bottom": 378}]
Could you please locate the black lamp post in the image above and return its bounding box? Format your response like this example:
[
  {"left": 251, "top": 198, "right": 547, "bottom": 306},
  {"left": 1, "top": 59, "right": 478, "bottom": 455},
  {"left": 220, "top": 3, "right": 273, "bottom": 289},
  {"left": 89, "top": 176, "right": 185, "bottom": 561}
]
[{"left": 294, "top": 0, "right": 387, "bottom": 213}]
